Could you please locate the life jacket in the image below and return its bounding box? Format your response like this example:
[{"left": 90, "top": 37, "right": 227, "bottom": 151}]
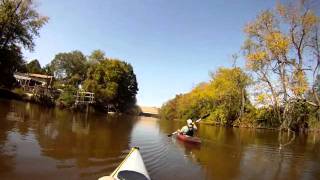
[{"left": 185, "top": 125, "right": 194, "bottom": 136}]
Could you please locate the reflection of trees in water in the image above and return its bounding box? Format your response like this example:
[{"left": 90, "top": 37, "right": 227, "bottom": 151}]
[
  {"left": 158, "top": 119, "right": 193, "bottom": 138},
  {"left": 0, "top": 100, "right": 138, "bottom": 178},
  {"left": 173, "top": 137, "right": 201, "bottom": 162},
  {"left": 309, "top": 133, "right": 320, "bottom": 178},
  {"left": 195, "top": 126, "right": 244, "bottom": 179},
  {"left": 278, "top": 133, "right": 320, "bottom": 180},
  {"left": 0, "top": 99, "right": 60, "bottom": 173},
  {"left": 0, "top": 100, "right": 17, "bottom": 173},
  {"left": 6, "top": 101, "right": 30, "bottom": 137},
  {"left": 34, "top": 109, "right": 137, "bottom": 176},
  {"left": 265, "top": 132, "right": 320, "bottom": 180},
  {"left": 4, "top": 99, "right": 55, "bottom": 137},
  {"left": 157, "top": 119, "right": 179, "bottom": 134}
]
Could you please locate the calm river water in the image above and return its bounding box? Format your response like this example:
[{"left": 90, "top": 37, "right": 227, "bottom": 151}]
[{"left": 0, "top": 99, "right": 319, "bottom": 180}]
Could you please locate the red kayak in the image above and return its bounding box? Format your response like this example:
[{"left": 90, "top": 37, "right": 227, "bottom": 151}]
[{"left": 176, "top": 134, "right": 201, "bottom": 144}]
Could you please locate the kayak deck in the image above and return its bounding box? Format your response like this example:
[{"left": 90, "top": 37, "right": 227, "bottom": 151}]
[
  {"left": 176, "top": 134, "right": 201, "bottom": 144},
  {"left": 99, "top": 147, "right": 150, "bottom": 180}
]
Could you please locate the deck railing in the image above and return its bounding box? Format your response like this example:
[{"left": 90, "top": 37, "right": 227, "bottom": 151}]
[{"left": 75, "top": 91, "right": 95, "bottom": 105}]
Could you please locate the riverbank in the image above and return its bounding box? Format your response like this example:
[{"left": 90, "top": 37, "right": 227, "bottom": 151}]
[
  {"left": 0, "top": 88, "right": 23, "bottom": 100},
  {"left": 161, "top": 103, "right": 320, "bottom": 133},
  {"left": 168, "top": 117, "right": 320, "bottom": 134},
  {"left": 0, "top": 87, "right": 57, "bottom": 106},
  {"left": 0, "top": 88, "right": 154, "bottom": 116}
]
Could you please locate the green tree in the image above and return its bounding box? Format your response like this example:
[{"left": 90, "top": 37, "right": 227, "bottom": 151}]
[
  {"left": 42, "top": 64, "right": 54, "bottom": 76},
  {"left": 84, "top": 58, "right": 138, "bottom": 112},
  {"left": 160, "top": 94, "right": 182, "bottom": 120},
  {"left": 88, "top": 49, "right": 105, "bottom": 64},
  {"left": 0, "top": 47, "right": 24, "bottom": 88},
  {"left": 50, "top": 50, "right": 88, "bottom": 86},
  {"left": 26, "top": 59, "right": 42, "bottom": 74},
  {"left": 208, "top": 68, "right": 251, "bottom": 125},
  {"left": 0, "top": 0, "right": 48, "bottom": 88}
]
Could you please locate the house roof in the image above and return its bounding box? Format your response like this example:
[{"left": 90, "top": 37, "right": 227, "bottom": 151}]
[
  {"left": 28, "top": 73, "right": 53, "bottom": 79},
  {"left": 14, "top": 74, "right": 31, "bottom": 80},
  {"left": 14, "top": 72, "right": 53, "bottom": 79}
]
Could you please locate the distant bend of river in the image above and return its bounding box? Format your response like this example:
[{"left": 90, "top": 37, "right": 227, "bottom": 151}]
[{"left": 0, "top": 99, "right": 319, "bottom": 180}]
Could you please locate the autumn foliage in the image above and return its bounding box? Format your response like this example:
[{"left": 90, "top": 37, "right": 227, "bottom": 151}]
[{"left": 160, "top": 68, "right": 251, "bottom": 126}]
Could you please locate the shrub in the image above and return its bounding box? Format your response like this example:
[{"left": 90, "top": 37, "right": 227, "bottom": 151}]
[{"left": 57, "top": 85, "right": 76, "bottom": 107}]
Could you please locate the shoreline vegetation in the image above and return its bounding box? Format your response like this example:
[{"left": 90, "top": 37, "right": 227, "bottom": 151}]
[
  {"left": 0, "top": 87, "right": 142, "bottom": 114},
  {"left": 0, "top": 88, "right": 160, "bottom": 117},
  {"left": 160, "top": 1, "right": 320, "bottom": 133}
]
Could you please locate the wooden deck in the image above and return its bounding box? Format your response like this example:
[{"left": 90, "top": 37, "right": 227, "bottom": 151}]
[{"left": 75, "top": 91, "right": 95, "bottom": 105}]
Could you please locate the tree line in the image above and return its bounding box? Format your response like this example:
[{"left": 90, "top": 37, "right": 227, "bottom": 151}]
[
  {"left": 160, "top": 0, "right": 320, "bottom": 132},
  {"left": 0, "top": 0, "right": 138, "bottom": 112}
]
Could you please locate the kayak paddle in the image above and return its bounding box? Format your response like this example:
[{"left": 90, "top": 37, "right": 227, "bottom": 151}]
[
  {"left": 167, "top": 113, "right": 210, "bottom": 137},
  {"left": 195, "top": 113, "right": 210, "bottom": 123},
  {"left": 167, "top": 131, "right": 178, "bottom": 137}
]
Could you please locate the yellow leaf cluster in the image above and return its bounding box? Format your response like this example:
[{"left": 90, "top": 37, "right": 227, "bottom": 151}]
[
  {"left": 256, "top": 93, "right": 267, "bottom": 104},
  {"left": 302, "top": 11, "right": 318, "bottom": 31},
  {"left": 265, "top": 32, "right": 289, "bottom": 56},
  {"left": 246, "top": 51, "right": 267, "bottom": 62},
  {"left": 244, "top": 22, "right": 257, "bottom": 35},
  {"left": 291, "top": 70, "right": 308, "bottom": 96}
]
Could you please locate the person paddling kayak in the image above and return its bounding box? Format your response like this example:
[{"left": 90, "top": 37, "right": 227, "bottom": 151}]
[
  {"left": 168, "top": 114, "right": 209, "bottom": 137},
  {"left": 178, "top": 119, "right": 197, "bottom": 137}
]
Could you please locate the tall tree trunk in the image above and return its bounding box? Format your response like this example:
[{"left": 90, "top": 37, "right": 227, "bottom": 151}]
[
  {"left": 280, "top": 62, "right": 288, "bottom": 103},
  {"left": 262, "top": 72, "right": 282, "bottom": 123},
  {"left": 239, "top": 88, "right": 245, "bottom": 118},
  {"left": 312, "top": 28, "right": 320, "bottom": 107}
]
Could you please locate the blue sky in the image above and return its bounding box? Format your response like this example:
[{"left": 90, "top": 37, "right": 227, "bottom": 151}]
[{"left": 24, "top": 0, "right": 275, "bottom": 107}]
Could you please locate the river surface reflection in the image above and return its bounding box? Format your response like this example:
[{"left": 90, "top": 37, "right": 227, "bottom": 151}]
[{"left": 0, "top": 99, "right": 319, "bottom": 180}]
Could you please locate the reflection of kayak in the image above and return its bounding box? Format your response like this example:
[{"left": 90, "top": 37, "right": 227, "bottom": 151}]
[
  {"left": 99, "top": 147, "right": 150, "bottom": 180},
  {"left": 176, "top": 134, "right": 201, "bottom": 144}
]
